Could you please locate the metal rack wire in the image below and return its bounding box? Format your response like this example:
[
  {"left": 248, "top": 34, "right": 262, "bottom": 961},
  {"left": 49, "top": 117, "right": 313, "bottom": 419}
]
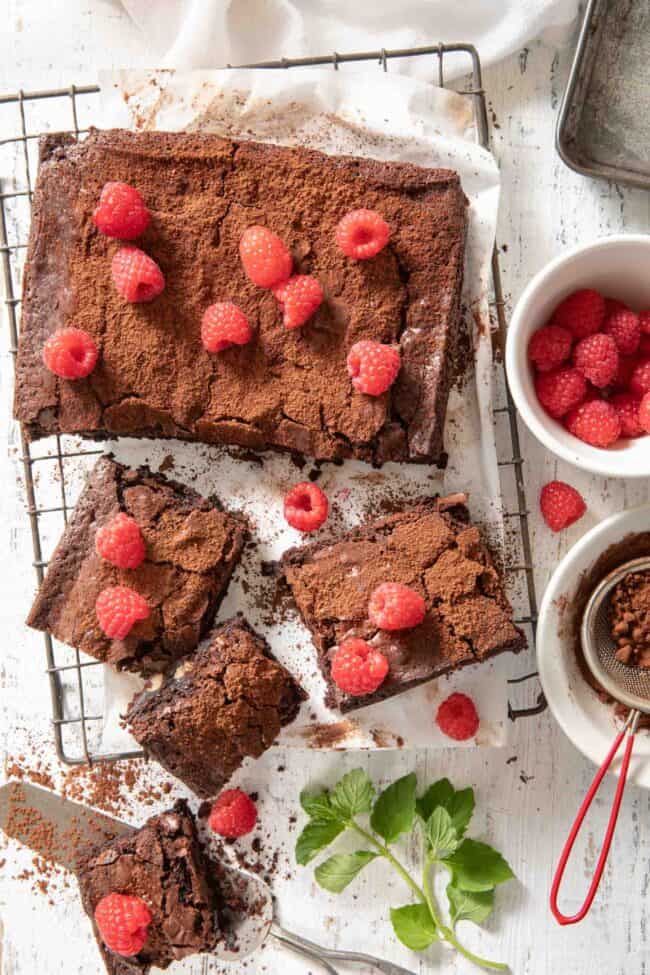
[{"left": 0, "top": 44, "right": 543, "bottom": 766}]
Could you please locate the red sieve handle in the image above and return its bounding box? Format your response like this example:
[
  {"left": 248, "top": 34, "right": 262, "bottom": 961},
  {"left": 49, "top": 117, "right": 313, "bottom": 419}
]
[{"left": 550, "top": 712, "right": 639, "bottom": 925}]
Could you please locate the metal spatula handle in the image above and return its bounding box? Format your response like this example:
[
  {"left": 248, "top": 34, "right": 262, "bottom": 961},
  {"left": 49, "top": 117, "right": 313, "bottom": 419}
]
[{"left": 550, "top": 709, "right": 639, "bottom": 925}]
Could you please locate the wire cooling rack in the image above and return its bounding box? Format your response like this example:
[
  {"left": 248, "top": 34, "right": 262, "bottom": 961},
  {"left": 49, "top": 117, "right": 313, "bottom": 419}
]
[{"left": 0, "top": 44, "right": 544, "bottom": 766}]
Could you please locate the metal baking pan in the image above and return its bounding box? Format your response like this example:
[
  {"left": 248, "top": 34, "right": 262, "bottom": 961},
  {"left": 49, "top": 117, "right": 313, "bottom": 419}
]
[{"left": 556, "top": 0, "right": 650, "bottom": 189}]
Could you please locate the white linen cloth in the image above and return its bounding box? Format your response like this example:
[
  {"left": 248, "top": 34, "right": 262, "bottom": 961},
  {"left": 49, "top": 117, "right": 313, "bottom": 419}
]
[{"left": 121, "top": 0, "right": 580, "bottom": 75}]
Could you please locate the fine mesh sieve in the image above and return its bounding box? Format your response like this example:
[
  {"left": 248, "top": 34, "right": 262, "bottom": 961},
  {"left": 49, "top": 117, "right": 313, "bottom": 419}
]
[{"left": 551, "top": 554, "right": 650, "bottom": 927}]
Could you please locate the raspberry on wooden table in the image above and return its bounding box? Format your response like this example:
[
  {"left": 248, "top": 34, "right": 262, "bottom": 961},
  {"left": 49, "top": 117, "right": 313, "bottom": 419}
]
[
  {"left": 639, "top": 393, "right": 650, "bottom": 434},
  {"left": 42, "top": 327, "right": 98, "bottom": 379},
  {"left": 551, "top": 288, "right": 605, "bottom": 339},
  {"left": 347, "top": 340, "right": 401, "bottom": 396},
  {"left": 604, "top": 308, "right": 641, "bottom": 356},
  {"left": 630, "top": 360, "right": 650, "bottom": 398},
  {"left": 610, "top": 393, "right": 644, "bottom": 438},
  {"left": 565, "top": 398, "right": 622, "bottom": 448},
  {"left": 201, "top": 302, "right": 253, "bottom": 353},
  {"left": 540, "top": 481, "right": 586, "bottom": 532},
  {"left": 92, "top": 182, "right": 151, "bottom": 240},
  {"left": 284, "top": 482, "right": 329, "bottom": 532},
  {"left": 573, "top": 333, "right": 619, "bottom": 388},
  {"left": 330, "top": 637, "right": 389, "bottom": 696},
  {"left": 96, "top": 585, "right": 150, "bottom": 640},
  {"left": 111, "top": 246, "right": 165, "bottom": 302},
  {"left": 527, "top": 323, "right": 572, "bottom": 372},
  {"left": 335, "top": 209, "right": 390, "bottom": 260},
  {"left": 208, "top": 789, "right": 257, "bottom": 838},
  {"left": 436, "top": 692, "right": 480, "bottom": 742},
  {"left": 534, "top": 366, "right": 587, "bottom": 418},
  {"left": 368, "top": 582, "right": 426, "bottom": 632},
  {"left": 94, "top": 893, "right": 152, "bottom": 957},
  {"left": 239, "top": 226, "right": 292, "bottom": 288},
  {"left": 273, "top": 275, "right": 323, "bottom": 330},
  {"left": 95, "top": 513, "right": 146, "bottom": 570}
]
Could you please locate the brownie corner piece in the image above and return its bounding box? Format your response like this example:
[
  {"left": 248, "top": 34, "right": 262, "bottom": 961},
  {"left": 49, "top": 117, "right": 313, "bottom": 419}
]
[
  {"left": 27, "top": 455, "right": 247, "bottom": 674},
  {"left": 280, "top": 495, "right": 526, "bottom": 712},
  {"left": 125, "top": 616, "right": 306, "bottom": 798},
  {"left": 78, "top": 799, "right": 219, "bottom": 975}
]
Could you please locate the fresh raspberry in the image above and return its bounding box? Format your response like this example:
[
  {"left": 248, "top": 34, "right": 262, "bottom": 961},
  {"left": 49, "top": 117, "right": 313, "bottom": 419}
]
[
  {"left": 610, "top": 392, "right": 644, "bottom": 438},
  {"left": 639, "top": 393, "right": 650, "bottom": 433},
  {"left": 111, "top": 246, "right": 165, "bottom": 302},
  {"left": 612, "top": 354, "right": 641, "bottom": 391},
  {"left": 336, "top": 209, "right": 390, "bottom": 260},
  {"left": 535, "top": 367, "right": 587, "bottom": 418},
  {"left": 551, "top": 289, "right": 605, "bottom": 339},
  {"left": 573, "top": 333, "right": 619, "bottom": 388},
  {"left": 605, "top": 297, "right": 628, "bottom": 317},
  {"left": 92, "top": 182, "right": 151, "bottom": 240},
  {"left": 436, "top": 692, "right": 480, "bottom": 742},
  {"left": 208, "top": 789, "right": 258, "bottom": 838},
  {"left": 565, "top": 399, "right": 622, "bottom": 448},
  {"left": 527, "top": 323, "right": 572, "bottom": 372},
  {"left": 94, "top": 893, "right": 152, "bottom": 957},
  {"left": 330, "top": 637, "right": 389, "bottom": 696},
  {"left": 201, "top": 302, "right": 253, "bottom": 353},
  {"left": 539, "top": 480, "right": 586, "bottom": 532},
  {"left": 639, "top": 335, "right": 650, "bottom": 356},
  {"left": 368, "top": 582, "right": 426, "bottom": 632},
  {"left": 640, "top": 310, "right": 650, "bottom": 335},
  {"left": 284, "top": 482, "right": 329, "bottom": 532},
  {"left": 95, "top": 514, "right": 146, "bottom": 569},
  {"left": 239, "top": 226, "right": 292, "bottom": 288},
  {"left": 603, "top": 308, "right": 641, "bottom": 356},
  {"left": 273, "top": 275, "right": 323, "bottom": 330},
  {"left": 96, "top": 586, "right": 149, "bottom": 639},
  {"left": 347, "top": 340, "right": 401, "bottom": 396},
  {"left": 42, "top": 327, "right": 98, "bottom": 379},
  {"left": 630, "top": 360, "right": 650, "bottom": 398}
]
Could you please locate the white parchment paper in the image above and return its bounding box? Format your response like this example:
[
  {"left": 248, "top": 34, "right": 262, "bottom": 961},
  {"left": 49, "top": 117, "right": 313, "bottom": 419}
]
[{"left": 94, "top": 68, "right": 508, "bottom": 753}]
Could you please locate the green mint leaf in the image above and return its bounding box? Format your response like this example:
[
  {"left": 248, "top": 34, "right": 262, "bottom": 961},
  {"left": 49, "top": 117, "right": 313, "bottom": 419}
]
[
  {"left": 370, "top": 772, "right": 417, "bottom": 844},
  {"left": 295, "top": 819, "right": 345, "bottom": 866},
  {"left": 444, "top": 839, "right": 514, "bottom": 892},
  {"left": 416, "top": 780, "right": 475, "bottom": 837},
  {"left": 446, "top": 883, "right": 494, "bottom": 926},
  {"left": 330, "top": 769, "right": 375, "bottom": 819},
  {"left": 390, "top": 904, "right": 439, "bottom": 951},
  {"left": 299, "top": 789, "right": 338, "bottom": 821},
  {"left": 416, "top": 778, "right": 454, "bottom": 822},
  {"left": 426, "top": 807, "right": 459, "bottom": 858},
  {"left": 314, "top": 851, "right": 377, "bottom": 893}
]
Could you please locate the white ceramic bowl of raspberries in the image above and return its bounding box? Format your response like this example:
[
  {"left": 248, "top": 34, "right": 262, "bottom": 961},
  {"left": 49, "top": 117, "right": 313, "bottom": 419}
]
[{"left": 506, "top": 234, "right": 650, "bottom": 478}]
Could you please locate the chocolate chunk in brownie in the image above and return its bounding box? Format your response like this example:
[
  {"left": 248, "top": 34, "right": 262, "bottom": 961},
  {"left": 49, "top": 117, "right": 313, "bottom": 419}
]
[
  {"left": 280, "top": 495, "right": 526, "bottom": 712},
  {"left": 14, "top": 128, "right": 467, "bottom": 466},
  {"left": 126, "top": 616, "right": 306, "bottom": 798},
  {"left": 27, "top": 456, "right": 247, "bottom": 674},
  {"left": 78, "top": 800, "right": 219, "bottom": 975}
]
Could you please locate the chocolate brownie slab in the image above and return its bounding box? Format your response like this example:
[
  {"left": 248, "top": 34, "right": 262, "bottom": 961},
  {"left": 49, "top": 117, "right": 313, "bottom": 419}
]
[
  {"left": 78, "top": 800, "right": 219, "bottom": 975},
  {"left": 126, "top": 617, "right": 306, "bottom": 798},
  {"left": 14, "top": 128, "right": 467, "bottom": 465},
  {"left": 27, "top": 456, "right": 246, "bottom": 674},
  {"left": 281, "top": 495, "right": 526, "bottom": 712}
]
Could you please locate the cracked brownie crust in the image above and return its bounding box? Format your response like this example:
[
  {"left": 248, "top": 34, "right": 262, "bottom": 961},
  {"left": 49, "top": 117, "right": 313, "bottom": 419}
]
[
  {"left": 281, "top": 495, "right": 526, "bottom": 712},
  {"left": 78, "top": 799, "right": 219, "bottom": 975},
  {"left": 15, "top": 128, "right": 467, "bottom": 465},
  {"left": 126, "top": 616, "right": 306, "bottom": 798},
  {"left": 27, "top": 456, "right": 246, "bottom": 674}
]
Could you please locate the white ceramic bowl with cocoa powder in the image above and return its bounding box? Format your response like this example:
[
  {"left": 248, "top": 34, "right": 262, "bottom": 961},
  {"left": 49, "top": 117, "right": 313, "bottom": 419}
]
[
  {"left": 537, "top": 504, "right": 650, "bottom": 786},
  {"left": 506, "top": 234, "right": 650, "bottom": 479}
]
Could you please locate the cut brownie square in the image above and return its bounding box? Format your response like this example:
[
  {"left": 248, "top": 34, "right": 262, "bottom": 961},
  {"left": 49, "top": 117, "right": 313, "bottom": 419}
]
[
  {"left": 14, "top": 128, "right": 467, "bottom": 466},
  {"left": 27, "top": 456, "right": 246, "bottom": 674},
  {"left": 280, "top": 495, "right": 526, "bottom": 712},
  {"left": 78, "top": 799, "right": 219, "bottom": 975},
  {"left": 125, "top": 616, "right": 306, "bottom": 798}
]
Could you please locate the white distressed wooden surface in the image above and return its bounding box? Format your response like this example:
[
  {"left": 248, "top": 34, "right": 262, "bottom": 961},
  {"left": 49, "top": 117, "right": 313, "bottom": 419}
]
[{"left": 2, "top": 4, "right": 650, "bottom": 974}]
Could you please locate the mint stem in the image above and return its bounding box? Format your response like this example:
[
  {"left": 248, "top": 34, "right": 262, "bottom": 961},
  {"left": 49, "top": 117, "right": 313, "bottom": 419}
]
[{"left": 349, "top": 821, "right": 427, "bottom": 903}]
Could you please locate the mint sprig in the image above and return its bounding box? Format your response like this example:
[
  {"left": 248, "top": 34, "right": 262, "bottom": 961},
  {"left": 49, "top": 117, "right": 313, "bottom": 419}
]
[{"left": 295, "top": 771, "right": 514, "bottom": 971}]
